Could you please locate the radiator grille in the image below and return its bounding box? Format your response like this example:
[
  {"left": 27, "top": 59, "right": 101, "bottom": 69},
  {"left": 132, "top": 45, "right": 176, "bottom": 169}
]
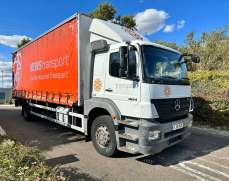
[{"left": 151, "top": 97, "right": 190, "bottom": 123}]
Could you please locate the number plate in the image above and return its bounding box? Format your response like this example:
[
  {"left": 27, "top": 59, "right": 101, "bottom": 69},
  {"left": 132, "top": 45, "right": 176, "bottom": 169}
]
[{"left": 172, "top": 122, "right": 184, "bottom": 130}]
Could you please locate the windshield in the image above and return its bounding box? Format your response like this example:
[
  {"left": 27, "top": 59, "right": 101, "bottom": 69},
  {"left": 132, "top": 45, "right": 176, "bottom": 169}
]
[{"left": 142, "top": 45, "right": 188, "bottom": 84}]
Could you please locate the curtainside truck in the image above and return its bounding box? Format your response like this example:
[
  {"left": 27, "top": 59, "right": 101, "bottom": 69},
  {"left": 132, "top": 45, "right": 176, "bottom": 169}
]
[{"left": 13, "top": 13, "right": 199, "bottom": 157}]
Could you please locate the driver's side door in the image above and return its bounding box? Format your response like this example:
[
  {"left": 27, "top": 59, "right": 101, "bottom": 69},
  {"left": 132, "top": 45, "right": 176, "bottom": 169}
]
[{"left": 104, "top": 47, "right": 140, "bottom": 117}]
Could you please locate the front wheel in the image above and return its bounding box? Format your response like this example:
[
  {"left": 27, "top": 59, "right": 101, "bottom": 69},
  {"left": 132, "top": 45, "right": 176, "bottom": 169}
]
[{"left": 91, "top": 115, "right": 117, "bottom": 157}]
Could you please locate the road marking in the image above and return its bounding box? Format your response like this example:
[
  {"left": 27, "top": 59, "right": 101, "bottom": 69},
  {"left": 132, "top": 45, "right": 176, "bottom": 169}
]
[
  {"left": 171, "top": 165, "right": 207, "bottom": 181},
  {"left": 179, "top": 163, "right": 221, "bottom": 181},
  {"left": 187, "top": 161, "right": 229, "bottom": 179},
  {"left": 209, "top": 155, "right": 229, "bottom": 161},
  {"left": 198, "top": 158, "right": 229, "bottom": 170}
]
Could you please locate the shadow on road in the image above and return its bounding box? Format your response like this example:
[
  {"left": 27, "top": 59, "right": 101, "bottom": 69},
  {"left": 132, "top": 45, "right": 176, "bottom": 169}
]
[
  {"left": 46, "top": 154, "right": 80, "bottom": 167},
  {"left": 0, "top": 107, "right": 85, "bottom": 151},
  {"left": 136, "top": 128, "right": 229, "bottom": 166},
  {"left": 1, "top": 106, "right": 229, "bottom": 167}
]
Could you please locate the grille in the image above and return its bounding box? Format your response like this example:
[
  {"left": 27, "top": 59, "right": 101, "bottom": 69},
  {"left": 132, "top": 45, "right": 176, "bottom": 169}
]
[{"left": 151, "top": 97, "right": 190, "bottom": 123}]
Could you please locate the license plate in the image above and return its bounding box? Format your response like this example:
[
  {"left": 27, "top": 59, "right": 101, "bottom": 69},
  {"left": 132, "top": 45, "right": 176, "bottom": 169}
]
[{"left": 172, "top": 122, "right": 184, "bottom": 130}]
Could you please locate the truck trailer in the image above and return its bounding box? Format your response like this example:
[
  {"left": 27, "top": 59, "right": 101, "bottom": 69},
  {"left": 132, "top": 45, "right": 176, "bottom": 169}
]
[{"left": 13, "top": 13, "right": 198, "bottom": 157}]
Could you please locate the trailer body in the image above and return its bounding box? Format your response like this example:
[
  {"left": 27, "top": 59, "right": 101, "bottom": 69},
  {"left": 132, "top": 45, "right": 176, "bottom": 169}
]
[
  {"left": 13, "top": 13, "right": 195, "bottom": 157},
  {"left": 13, "top": 18, "right": 79, "bottom": 106}
]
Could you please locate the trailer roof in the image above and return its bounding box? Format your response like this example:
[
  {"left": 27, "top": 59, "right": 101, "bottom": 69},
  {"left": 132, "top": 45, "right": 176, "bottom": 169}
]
[
  {"left": 13, "top": 13, "right": 83, "bottom": 54},
  {"left": 13, "top": 13, "right": 180, "bottom": 55}
]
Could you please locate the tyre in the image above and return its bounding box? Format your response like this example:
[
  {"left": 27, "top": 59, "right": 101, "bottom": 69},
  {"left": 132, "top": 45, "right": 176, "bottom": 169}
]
[
  {"left": 91, "top": 115, "right": 117, "bottom": 157},
  {"left": 22, "top": 105, "right": 31, "bottom": 121}
]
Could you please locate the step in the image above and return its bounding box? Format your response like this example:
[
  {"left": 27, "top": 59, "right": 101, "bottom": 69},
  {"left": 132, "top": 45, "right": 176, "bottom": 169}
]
[
  {"left": 118, "top": 119, "right": 139, "bottom": 128},
  {"left": 118, "top": 146, "right": 139, "bottom": 154},
  {"left": 119, "top": 133, "right": 138, "bottom": 141}
]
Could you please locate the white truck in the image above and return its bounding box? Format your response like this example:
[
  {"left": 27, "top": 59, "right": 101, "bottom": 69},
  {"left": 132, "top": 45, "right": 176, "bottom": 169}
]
[{"left": 13, "top": 13, "right": 199, "bottom": 157}]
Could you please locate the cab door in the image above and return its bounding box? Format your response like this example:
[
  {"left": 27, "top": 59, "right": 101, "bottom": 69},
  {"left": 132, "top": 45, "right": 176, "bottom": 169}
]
[{"left": 104, "top": 46, "right": 141, "bottom": 117}]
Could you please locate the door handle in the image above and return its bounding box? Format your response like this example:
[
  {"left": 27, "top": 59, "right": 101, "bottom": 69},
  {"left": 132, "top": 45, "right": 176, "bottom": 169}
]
[{"left": 105, "top": 88, "right": 113, "bottom": 92}]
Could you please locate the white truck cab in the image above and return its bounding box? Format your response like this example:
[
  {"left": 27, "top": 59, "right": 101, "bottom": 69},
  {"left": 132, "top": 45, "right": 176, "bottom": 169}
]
[{"left": 87, "top": 17, "right": 197, "bottom": 156}]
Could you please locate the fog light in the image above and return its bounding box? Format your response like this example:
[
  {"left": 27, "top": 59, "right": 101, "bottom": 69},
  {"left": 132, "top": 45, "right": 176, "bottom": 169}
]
[{"left": 149, "top": 130, "right": 161, "bottom": 140}]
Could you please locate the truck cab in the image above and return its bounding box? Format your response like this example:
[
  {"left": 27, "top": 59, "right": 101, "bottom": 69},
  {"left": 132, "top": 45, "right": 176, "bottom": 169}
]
[
  {"left": 89, "top": 39, "right": 194, "bottom": 155},
  {"left": 84, "top": 17, "right": 198, "bottom": 156}
]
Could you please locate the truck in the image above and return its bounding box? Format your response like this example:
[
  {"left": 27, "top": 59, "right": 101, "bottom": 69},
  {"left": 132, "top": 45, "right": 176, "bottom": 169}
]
[{"left": 13, "top": 13, "right": 199, "bottom": 157}]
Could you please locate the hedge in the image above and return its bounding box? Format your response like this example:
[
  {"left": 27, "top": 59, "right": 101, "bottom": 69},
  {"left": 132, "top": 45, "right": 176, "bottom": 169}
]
[
  {"left": 0, "top": 137, "right": 65, "bottom": 181},
  {"left": 188, "top": 71, "right": 229, "bottom": 129}
]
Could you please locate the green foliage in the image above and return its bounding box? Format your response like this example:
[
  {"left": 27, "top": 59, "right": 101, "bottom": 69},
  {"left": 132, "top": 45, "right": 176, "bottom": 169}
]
[
  {"left": 90, "top": 3, "right": 136, "bottom": 29},
  {"left": 120, "top": 16, "right": 136, "bottom": 29},
  {"left": 91, "top": 3, "right": 116, "bottom": 21},
  {"left": 17, "top": 38, "right": 31, "bottom": 48},
  {"left": 0, "top": 138, "right": 65, "bottom": 181},
  {"left": 184, "top": 27, "right": 229, "bottom": 71},
  {"left": 188, "top": 71, "right": 229, "bottom": 97},
  {"left": 188, "top": 71, "right": 229, "bottom": 129}
]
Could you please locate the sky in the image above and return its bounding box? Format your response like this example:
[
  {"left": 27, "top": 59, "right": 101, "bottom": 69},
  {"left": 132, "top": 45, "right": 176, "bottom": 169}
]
[{"left": 0, "top": 0, "right": 229, "bottom": 68}]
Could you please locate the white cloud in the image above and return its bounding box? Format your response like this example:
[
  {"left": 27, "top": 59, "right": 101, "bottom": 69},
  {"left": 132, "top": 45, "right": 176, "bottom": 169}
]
[
  {"left": 0, "top": 35, "right": 31, "bottom": 48},
  {"left": 177, "top": 20, "right": 186, "bottom": 30},
  {"left": 163, "top": 24, "right": 175, "bottom": 33},
  {"left": 134, "top": 9, "right": 169, "bottom": 35}
]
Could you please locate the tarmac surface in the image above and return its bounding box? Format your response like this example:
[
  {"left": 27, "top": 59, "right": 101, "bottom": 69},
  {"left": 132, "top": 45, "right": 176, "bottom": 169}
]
[{"left": 1, "top": 105, "right": 229, "bottom": 181}]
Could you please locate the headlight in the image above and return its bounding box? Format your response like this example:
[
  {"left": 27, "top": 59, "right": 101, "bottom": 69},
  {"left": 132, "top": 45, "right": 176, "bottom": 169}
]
[{"left": 149, "top": 130, "right": 161, "bottom": 140}]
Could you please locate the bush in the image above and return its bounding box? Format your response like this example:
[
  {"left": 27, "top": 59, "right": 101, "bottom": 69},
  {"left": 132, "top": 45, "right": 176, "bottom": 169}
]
[
  {"left": 0, "top": 137, "right": 65, "bottom": 181},
  {"left": 188, "top": 71, "right": 229, "bottom": 129},
  {"left": 188, "top": 71, "right": 229, "bottom": 96}
]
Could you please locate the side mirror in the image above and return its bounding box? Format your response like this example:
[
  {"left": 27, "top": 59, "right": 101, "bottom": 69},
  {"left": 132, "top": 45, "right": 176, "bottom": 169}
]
[
  {"left": 132, "top": 76, "right": 140, "bottom": 82},
  {"left": 119, "top": 46, "right": 128, "bottom": 77},
  {"left": 182, "top": 53, "right": 200, "bottom": 63},
  {"left": 191, "top": 54, "right": 200, "bottom": 63}
]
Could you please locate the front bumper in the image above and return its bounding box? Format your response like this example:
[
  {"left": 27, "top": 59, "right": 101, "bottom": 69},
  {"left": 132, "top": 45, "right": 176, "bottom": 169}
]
[{"left": 137, "top": 113, "right": 192, "bottom": 155}]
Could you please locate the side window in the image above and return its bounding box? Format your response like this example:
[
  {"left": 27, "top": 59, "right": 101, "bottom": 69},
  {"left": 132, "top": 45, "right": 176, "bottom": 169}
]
[
  {"left": 109, "top": 50, "right": 136, "bottom": 78},
  {"left": 109, "top": 52, "right": 120, "bottom": 77}
]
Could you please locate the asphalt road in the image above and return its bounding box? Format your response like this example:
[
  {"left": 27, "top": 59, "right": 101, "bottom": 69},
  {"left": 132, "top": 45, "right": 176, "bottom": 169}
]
[{"left": 0, "top": 105, "right": 229, "bottom": 181}]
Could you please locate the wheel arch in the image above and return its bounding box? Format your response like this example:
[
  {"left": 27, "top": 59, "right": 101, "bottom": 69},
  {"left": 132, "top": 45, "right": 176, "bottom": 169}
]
[{"left": 84, "top": 98, "right": 121, "bottom": 139}]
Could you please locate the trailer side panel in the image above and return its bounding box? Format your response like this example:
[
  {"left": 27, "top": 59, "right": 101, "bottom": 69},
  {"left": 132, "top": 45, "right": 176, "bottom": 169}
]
[{"left": 13, "top": 18, "right": 78, "bottom": 106}]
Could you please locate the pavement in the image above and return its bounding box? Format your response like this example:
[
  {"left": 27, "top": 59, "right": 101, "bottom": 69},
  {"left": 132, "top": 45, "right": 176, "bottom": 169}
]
[{"left": 0, "top": 105, "right": 229, "bottom": 181}]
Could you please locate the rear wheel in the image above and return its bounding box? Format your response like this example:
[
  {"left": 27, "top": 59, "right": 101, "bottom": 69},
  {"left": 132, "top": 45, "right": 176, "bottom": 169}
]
[
  {"left": 22, "top": 105, "right": 31, "bottom": 121},
  {"left": 91, "top": 115, "right": 117, "bottom": 157}
]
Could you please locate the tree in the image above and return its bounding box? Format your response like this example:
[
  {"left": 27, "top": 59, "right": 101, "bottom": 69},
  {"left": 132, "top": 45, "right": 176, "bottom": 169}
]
[
  {"left": 91, "top": 3, "right": 116, "bottom": 21},
  {"left": 184, "top": 27, "right": 229, "bottom": 71},
  {"left": 90, "top": 3, "right": 136, "bottom": 29},
  {"left": 120, "top": 16, "right": 136, "bottom": 29},
  {"left": 17, "top": 38, "right": 31, "bottom": 48}
]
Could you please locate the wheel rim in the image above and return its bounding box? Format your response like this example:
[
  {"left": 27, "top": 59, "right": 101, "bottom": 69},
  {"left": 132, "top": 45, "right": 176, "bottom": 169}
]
[{"left": 95, "top": 125, "right": 111, "bottom": 148}]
